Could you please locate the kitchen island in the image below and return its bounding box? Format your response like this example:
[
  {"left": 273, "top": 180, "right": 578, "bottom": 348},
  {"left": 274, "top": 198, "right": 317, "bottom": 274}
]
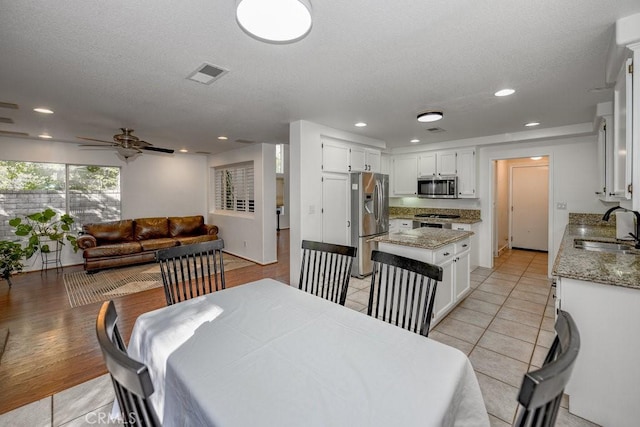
[
  {"left": 370, "top": 227, "right": 474, "bottom": 328},
  {"left": 552, "top": 222, "right": 640, "bottom": 427}
]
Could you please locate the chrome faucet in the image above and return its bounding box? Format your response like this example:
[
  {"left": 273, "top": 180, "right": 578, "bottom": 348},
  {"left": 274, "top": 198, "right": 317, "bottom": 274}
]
[{"left": 602, "top": 206, "right": 640, "bottom": 248}]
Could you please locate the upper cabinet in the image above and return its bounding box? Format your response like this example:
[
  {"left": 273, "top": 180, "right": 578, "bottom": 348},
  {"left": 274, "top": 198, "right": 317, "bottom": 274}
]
[
  {"left": 321, "top": 139, "right": 382, "bottom": 174},
  {"left": 595, "top": 102, "right": 617, "bottom": 201},
  {"left": 392, "top": 155, "right": 418, "bottom": 196},
  {"left": 456, "top": 148, "right": 476, "bottom": 198},
  {"left": 612, "top": 57, "right": 633, "bottom": 200},
  {"left": 350, "top": 146, "right": 381, "bottom": 172},
  {"left": 322, "top": 139, "right": 351, "bottom": 173},
  {"left": 415, "top": 148, "right": 477, "bottom": 198},
  {"left": 418, "top": 150, "right": 456, "bottom": 177}
]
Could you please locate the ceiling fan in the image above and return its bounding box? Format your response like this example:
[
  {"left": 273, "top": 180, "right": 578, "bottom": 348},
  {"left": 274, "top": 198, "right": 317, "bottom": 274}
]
[{"left": 77, "top": 128, "right": 175, "bottom": 159}]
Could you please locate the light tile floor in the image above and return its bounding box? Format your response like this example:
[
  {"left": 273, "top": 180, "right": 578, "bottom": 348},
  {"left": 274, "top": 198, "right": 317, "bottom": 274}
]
[{"left": 1, "top": 249, "right": 600, "bottom": 426}]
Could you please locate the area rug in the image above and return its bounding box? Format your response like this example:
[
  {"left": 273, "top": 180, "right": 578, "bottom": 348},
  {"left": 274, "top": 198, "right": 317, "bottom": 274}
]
[{"left": 63, "top": 254, "right": 255, "bottom": 308}]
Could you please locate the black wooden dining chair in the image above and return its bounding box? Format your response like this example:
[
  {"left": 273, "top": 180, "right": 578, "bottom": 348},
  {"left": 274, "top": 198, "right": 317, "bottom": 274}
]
[
  {"left": 156, "top": 239, "right": 226, "bottom": 306},
  {"left": 299, "top": 240, "right": 357, "bottom": 305},
  {"left": 367, "top": 250, "right": 443, "bottom": 337},
  {"left": 513, "top": 309, "right": 581, "bottom": 427},
  {"left": 96, "top": 301, "right": 160, "bottom": 427}
]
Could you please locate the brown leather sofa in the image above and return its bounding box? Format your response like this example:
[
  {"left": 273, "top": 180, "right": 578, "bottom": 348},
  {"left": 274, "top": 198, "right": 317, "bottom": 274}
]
[{"left": 77, "top": 215, "right": 219, "bottom": 272}]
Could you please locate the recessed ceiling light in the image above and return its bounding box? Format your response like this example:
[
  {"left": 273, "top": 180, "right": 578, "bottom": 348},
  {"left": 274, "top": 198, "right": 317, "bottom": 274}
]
[
  {"left": 530, "top": 156, "right": 543, "bottom": 160},
  {"left": 417, "top": 111, "right": 443, "bottom": 123},
  {"left": 236, "top": 0, "right": 312, "bottom": 44},
  {"left": 410, "top": 139, "right": 420, "bottom": 143},
  {"left": 218, "top": 136, "right": 228, "bottom": 140},
  {"left": 34, "top": 107, "right": 54, "bottom": 114},
  {"left": 179, "top": 149, "right": 188, "bottom": 153},
  {"left": 525, "top": 122, "right": 540, "bottom": 127},
  {"left": 355, "top": 122, "right": 367, "bottom": 127},
  {"left": 38, "top": 134, "right": 53, "bottom": 139},
  {"left": 494, "top": 89, "right": 515, "bottom": 97}
]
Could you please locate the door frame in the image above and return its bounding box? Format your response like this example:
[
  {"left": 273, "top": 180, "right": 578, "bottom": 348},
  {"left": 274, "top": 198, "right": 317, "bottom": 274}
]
[{"left": 489, "top": 154, "right": 554, "bottom": 276}]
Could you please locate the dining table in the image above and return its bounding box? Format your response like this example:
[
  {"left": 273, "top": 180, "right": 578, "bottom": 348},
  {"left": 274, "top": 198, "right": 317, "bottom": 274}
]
[{"left": 127, "top": 278, "right": 489, "bottom": 427}]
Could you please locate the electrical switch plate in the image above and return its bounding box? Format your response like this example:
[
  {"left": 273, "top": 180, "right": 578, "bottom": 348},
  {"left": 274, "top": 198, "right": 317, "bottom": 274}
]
[{"left": 556, "top": 202, "right": 567, "bottom": 210}]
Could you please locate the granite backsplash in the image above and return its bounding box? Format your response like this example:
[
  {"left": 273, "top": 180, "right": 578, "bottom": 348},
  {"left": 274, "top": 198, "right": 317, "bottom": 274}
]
[
  {"left": 389, "top": 207, "right": 481, "bottom": 220},
  {"left": 568, "top": 213, "right": 615, "bottom": 227}
]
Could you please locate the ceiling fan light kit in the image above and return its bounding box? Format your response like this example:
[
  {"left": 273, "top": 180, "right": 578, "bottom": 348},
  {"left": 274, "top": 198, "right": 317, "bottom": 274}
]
[
  {"left": 236, "top": 0, "right": 312, "bottom": 44},
  {"left": 417, "top": 111, "right": 444, "bottom": 123},
  {"left": 77, "top": 128, "right": 174, "bottom": 161}
]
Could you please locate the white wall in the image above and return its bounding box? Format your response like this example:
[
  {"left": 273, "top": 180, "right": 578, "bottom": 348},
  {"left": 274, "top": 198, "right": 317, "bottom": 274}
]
[
  {"left": 0, "top": 136, "right": 208, "bottom": 270},
  {"left": 208, "top": 143, "right": 277, "bottom": 265},
  {"left": 278, "top": 144, "right": 290, "bottom": 230},
  {"left": 289, "top": 120, "right": 386, "bottom": 285}
]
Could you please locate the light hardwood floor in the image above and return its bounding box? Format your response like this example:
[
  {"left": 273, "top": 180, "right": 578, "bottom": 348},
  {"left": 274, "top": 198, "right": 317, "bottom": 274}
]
[{"left": 0, "top": 230, "right": 290, "bottom": 415}]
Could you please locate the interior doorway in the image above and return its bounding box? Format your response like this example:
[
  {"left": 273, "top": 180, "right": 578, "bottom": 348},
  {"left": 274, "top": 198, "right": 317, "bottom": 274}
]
[{"left": 493, "top": 157, "right": 549, "bottom": 256}]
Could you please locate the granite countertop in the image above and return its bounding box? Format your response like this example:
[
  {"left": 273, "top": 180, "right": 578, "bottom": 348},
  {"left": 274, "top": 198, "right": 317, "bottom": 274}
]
[
  {"left": 552, "top": 224, "right": 640, "bottom": 290},
  {"left": 390, "top": 215, "right": 482, "bottom": 225},
  {"left": 369, "top": 227, "right": 474, "bottom": 250}
]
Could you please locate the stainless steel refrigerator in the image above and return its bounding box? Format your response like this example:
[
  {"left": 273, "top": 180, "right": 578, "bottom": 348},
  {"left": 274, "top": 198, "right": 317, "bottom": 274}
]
[{"left": 350, "top": 172, "right": 389, "bottom": 277}]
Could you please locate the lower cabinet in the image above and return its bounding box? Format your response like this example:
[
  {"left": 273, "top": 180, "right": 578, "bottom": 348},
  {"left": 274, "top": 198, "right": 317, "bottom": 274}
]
[
  {"left": 555, "top": 277, "right": 640, "bottom": 427},
  {"left": 377, "top": 237, "right": 471, "bottom": 329}
]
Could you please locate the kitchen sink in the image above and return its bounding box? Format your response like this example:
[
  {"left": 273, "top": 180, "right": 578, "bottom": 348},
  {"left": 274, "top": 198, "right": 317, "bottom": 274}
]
[{"left": 573, "top": 239, "right": 636, "bottom": 254}]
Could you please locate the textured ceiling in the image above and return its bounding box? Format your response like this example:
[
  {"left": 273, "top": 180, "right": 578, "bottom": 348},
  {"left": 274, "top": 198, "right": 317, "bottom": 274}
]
[{"left": 1, "top": 0, "right": 639, "bottom": 156}]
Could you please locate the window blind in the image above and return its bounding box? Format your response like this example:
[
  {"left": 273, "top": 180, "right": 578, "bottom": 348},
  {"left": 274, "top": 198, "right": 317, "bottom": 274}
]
[{"left": 214, "top": 163, "right": 255, "bottom": 213}]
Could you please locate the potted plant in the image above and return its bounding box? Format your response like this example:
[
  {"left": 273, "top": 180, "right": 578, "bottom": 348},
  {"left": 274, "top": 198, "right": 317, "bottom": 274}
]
[
  {"left": 9, "top": 208, "right": 79, "bottom": 259},
  {"left": 0, "top": 240, "right": 24, "bottom": 287}
]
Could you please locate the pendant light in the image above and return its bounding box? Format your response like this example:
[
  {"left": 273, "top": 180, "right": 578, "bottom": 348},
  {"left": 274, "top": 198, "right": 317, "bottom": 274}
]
[{"left": 236, "top": 0, "right": 313, "bottom": 44}]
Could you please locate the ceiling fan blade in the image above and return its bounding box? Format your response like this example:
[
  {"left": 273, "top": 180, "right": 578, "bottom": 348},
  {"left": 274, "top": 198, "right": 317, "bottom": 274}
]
[
  {"left": 77, "top": 136, "right": 114, "bottom": 144},
  {"left": 79, "top": 143, "right": 116, "bottom": 147},
  {"left": 142, "top": 146, "right": 175, "bottom": 154},
  {"left": 136, "top": 140, "right": 152, "bottom": 147}
]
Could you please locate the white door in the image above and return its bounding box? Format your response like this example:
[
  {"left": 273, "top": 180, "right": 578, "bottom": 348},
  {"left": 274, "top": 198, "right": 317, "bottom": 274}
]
[
  {"left": 322, "top": 173, "right": 350, "bottom": 245},
  {"left": 511, "top": 165, "right": 548, "bottom": 251}
]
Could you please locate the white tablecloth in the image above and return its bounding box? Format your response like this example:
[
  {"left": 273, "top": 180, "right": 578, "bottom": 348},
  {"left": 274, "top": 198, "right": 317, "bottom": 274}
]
[{"left": 128, "top": 279, "right": 489, "bottom": 427}]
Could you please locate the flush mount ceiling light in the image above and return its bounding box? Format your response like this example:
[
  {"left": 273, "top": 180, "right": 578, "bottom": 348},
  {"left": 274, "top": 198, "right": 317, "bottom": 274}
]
[
  {"left": 355, "top": 122, "right": 367, "bottom": 127},
  {"left": 417, "top": 111, "right": 443, "bottom": 123},
  {"left": 34, "top": 107, "right": 54, "bottom": 114},
  {"left": 530, "top": 156, "right": 543, "bottom": 160},
  {"left": 217, "top": 136, "right": 228, "bottom": 140},
  {"left": 494, "top": 88, "right": 515, "bottom": 97},
  {"left": 410, "top": 139, "right": 420, "bottom": 143},
  {"left": 38, "top": 134, "right": 53, "bottom": 139},
  {"left": 236, "top": 0, "right": 312, "bottom": 44},
  {"left": 525, "top": 122, "right": 540, "bottom": 127}
]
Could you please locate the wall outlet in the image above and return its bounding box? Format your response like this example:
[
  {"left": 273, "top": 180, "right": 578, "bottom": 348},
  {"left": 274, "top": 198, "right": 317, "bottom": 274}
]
[{"left": 556, "top": 202, "right": 567, "bottom": 210}]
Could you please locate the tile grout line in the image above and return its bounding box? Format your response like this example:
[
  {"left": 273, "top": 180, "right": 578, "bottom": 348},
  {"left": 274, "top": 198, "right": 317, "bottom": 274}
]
[{"left": 467, "top": 252, "right": 549, "bottom": 425}]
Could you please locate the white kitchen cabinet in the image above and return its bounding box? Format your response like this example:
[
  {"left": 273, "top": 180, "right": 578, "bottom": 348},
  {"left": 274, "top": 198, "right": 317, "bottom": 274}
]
[
  {"left": 451, "top": 223, "right": 479, "bottom": 270},
  {"left": 392, "top": 155, "right": 418, "bottom": 196},
  {"left": 555, "top": 276, "right": 640, "bottom": 426},
  {"left": 456, "top": 148, "right": 476, "bottom": 198},
  {"left": 417, "top": 150, "right": 457, "bottom": 177},
  {"left": 321, "top": 173, "right": 350, "bottom": 245},
  {"left": 376, "top": 236, "right": 472, "bottom": 328},
  {"left": 388, "top": 218, "right": 413, "bottom": 233},
  {"left": 453, "top": 239, "right": 470, "bottom": 300},
  {"left": 418, "top": 152, "right": 437, "bottom": 177},
  {"left": 321, "top": 139, "right": 350, "bottom": 173},
  {"left": 432, "top": 244, "right": 455, "bottom": 321},
  {"left": 612, "top": 57, "right": 633, "bottom": 200},
  {"left": 437, "top": 150, "right": 457, "bottom": 175},
  {"left": 595, "top": 102, "right": 616, "bottom": 201},
  {"left": 350, "top": 147, "right": 381, "bottom": 172}
]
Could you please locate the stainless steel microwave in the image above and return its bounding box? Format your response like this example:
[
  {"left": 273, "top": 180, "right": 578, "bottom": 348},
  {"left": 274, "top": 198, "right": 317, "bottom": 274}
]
[{"left": 417, "top": 176, "right": 458, "bottom": 198}]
